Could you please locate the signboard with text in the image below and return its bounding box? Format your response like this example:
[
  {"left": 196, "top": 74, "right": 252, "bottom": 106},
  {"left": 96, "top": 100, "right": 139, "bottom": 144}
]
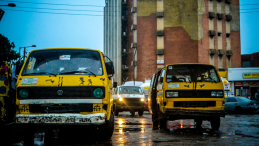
[
  {"left": 243, "top": 73, "right": 259, "bottom": 79},
  {"left": 224, "top": 83, "right": 231, "bottom": 91}
]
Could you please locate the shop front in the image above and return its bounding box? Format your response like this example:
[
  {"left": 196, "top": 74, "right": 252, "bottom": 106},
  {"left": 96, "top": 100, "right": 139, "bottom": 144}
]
[{"left": 228, "top": 68, "right": 259, "bottom": 98}]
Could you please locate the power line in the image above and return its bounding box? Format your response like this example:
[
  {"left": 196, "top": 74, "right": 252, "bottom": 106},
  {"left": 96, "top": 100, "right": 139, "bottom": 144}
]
[
  {"left": 2, "top": 0, "right": 259, "bottom": 8},
  {"left": 0, "top": 0, "right": 106, "bottom": 7},
  {"left": 2, "top": 8, "right": 259, "bottom": 17},
  {"left": 10, "top": 6, "right": 259, "bottom": 13}
]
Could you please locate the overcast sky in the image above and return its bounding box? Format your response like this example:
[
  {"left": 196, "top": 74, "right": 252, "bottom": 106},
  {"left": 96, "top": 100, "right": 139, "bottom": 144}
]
[{"left": 0, "top": 0, "right": 258, "bottom": 56}]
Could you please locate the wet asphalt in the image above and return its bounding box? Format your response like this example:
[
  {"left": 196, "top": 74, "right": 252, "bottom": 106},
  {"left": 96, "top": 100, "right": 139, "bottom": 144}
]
[{"left": 8, "top": 111, "right": 259, "bottom": 145}]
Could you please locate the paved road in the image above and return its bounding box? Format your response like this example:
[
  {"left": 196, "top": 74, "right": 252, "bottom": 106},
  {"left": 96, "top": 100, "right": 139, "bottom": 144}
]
[{"left": 9, "top": 111, "right": 259, "bottom": 145}]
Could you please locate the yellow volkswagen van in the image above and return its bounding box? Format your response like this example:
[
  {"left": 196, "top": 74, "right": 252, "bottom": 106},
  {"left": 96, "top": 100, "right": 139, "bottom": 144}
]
[
  {"left": 149, "top": 63, "right": 225, "bottom": 130},
  {"left": 15, "top": 48, "right": 115, "bottom": 143}
]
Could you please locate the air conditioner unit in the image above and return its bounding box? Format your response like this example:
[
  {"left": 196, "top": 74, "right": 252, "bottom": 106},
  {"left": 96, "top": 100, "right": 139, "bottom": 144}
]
[
  {"left": 131, "top": 43, "right": 137, "bottom": 48},
  {"left": 131, "top": 61, "right": 136, "bottom": 67},
  {"left": 209, "top": 30, "right": 216, "bottom": 37},
  {"left": 131, "top": 24, "right": 137, "bottom": 30},
  {"left": 123, "top": 0, "right": 127, "bottom": 4},
  {"left": 123, "top": 49, "right": 126, "bottom": 53},
  {"left": 209, "top": 49, "right": 217, "bottom": 55},
  {"left": 217, "top": 13, "right": 224, "bottom": 20},
  {"left": 226, "top": 15, "right": 232, "bottom": 21},
  {"left": 122, "top": 65, "right": 128, "bottom": 70},
  {"left": 131, "top": 7, "right": 137, "bottom": 13},
  {"left": 209, "top": 12, "right": 215, "bottom": 19},
  {"left": 123, "top": 32, "right": 127, "bottom": 36}
]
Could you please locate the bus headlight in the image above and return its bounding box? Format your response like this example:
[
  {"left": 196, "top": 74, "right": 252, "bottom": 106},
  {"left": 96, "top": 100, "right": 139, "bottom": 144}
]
[
  {"left": 119, "top": 97, "right": 123, "bottom": 101},
  {"left": 217, "top": 91, "right": 223, "bottom": 97},
  {"left": 211, "top": 91, "right": 217, "bottom": 97},
  {"left": 19, "top": 89, "right": 29, "bottom": 98},
  {"left": 93, "top": 88, "right": 103, "bottom": 98},
  {"left": 141, "top": 98, "right": 144, "bottom": 102},
  {"left": 167, "top": 92, "right": 178, "bottom": 97},
  {"left": 211, "top": 91, "right": 223, "bottom": 97}
]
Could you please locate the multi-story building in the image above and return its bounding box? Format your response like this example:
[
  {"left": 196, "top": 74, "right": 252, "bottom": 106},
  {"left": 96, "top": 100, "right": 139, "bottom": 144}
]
[
  {"left": 104, "top": 0, "right": 241, "bottom": 85},
  {"left": 242, "top": 52, "right": 259, "bottom": 67}
]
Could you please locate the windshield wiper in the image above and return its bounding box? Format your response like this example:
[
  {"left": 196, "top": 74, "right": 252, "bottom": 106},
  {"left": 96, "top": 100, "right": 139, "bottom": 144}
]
[
  {"left": 24, "top": 72, "right": 57, "bottom": 76},
  {"left": 59, "top": 70, "right": 96, "bottom": 77},
  {"left": 208, "top": 77, "right": 217, "bottom": 83},
  {"left": 122, "top": 88, "right": 129, "bottom": 94},
  {"left": 133, "top": 89, "right": 140, "bottom": 93}
]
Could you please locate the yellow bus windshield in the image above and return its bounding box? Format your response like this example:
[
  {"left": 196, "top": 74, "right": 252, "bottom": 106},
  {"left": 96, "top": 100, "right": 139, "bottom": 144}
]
[
  {"left": 166, "top": 64, "right": 220, "bottom": 83},
  {"left": 22, "top": 49, "right": 103, "bottom": 76}
]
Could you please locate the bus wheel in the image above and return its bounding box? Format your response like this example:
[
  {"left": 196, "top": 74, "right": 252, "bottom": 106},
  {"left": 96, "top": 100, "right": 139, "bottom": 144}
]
[
  {"left": 158, "top": 111, "right": 167, "bottom": 129},
  {"left": 101, "top": 112, "right": 114, "bottom": 140},
  {"left": 44, "top": 129, "right": 54, "bottom": 145},
  {"left": 130, "top": 111, "right": 135, "bottom": 116},
  {"left": 210, "top": 117, "right": 220, "bottom": 130},
  {"left": 152, "top": 113, "right": 158, "bottom": 129},
  {"left": 138, "top": 110, "right": 144, "bottom": 116},
  {"left": 115, "top": 110, "right": 119, "bottom": 116},
  {"left": 194, "top": 119, "right": 202, "bottom": 129},
  {"left": 24, "top": 128, "right": 35, "bottom": 145}
]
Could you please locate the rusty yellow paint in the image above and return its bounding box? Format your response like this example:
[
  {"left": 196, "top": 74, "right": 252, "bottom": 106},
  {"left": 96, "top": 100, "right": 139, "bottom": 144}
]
[
  {"left": 137, "top": 0, "right": 157, "bottom": 17},
  {"left": 164, "top": 0, "right": 206, "bottom": 40}
]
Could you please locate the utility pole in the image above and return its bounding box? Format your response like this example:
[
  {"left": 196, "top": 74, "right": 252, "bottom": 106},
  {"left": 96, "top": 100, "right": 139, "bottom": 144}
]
[{"left": 133, "top": 48, "right": 136, "bottom": 86}]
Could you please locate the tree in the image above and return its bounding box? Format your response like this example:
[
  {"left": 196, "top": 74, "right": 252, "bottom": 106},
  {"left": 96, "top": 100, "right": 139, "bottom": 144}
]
[{"left": 0, "top": 34, "right": 20, "bottom": 63}]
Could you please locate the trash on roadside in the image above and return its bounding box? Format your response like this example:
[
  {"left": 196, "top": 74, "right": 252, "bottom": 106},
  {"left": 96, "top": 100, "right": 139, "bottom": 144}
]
[
  {"left": 206, "top": 129, "right": 210, "bottom": 132},
  {"left": 203, "top": 133, "right": 208, "bottom": 135},
  {"left": 213, "top": 134, "right": 217, "bottom": 136},
  {"left": 234, "top": 138, "right": 238, "bottom": 140},
  {"left": 170, "top": 129, "right": 174, "bottom": 133}
]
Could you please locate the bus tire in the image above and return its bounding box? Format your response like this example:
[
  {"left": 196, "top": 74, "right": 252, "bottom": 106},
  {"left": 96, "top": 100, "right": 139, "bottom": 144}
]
[
  {"left": 138, "top": 110, "right": 144, "bottom": 116},
  {"left": 210, "top": 117, "right": 220, "bottom": 130},
  {"left": 115, "top": 111, "right": 119, "bottom": 116},
  {"left": 152, "top": 113, "right": 158, "bottom": 129},
  {"left": 158, "top": 111, "right": 167, "bottom": 129},
  {"left": 101, "top": 112, "right": 114, "bottom": 140},
  {"left": 24, "top": 128, "right": 35, "bottom": 146},
  {"left": 130, "top": 111, "right": 135, "bottom": 116},
  {"left": 44, "top": 129, "right": 54, "bottom": 145},
  {"left": 194, "top": 119, "right": 202, "bottom": 129}
]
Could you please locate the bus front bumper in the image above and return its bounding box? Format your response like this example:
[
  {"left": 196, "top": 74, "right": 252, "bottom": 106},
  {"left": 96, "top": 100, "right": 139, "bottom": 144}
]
[
  {"left": 15, "top": 113, "right": 106, "bottom": 125},
  {"left": 165, "top": 109, "right": 226, "bottom": 117}
]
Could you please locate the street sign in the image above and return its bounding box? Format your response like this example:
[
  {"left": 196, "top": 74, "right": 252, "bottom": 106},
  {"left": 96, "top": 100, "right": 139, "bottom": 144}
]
[{"left": 224, "top": 83, "right": 230, "bottom": 91}]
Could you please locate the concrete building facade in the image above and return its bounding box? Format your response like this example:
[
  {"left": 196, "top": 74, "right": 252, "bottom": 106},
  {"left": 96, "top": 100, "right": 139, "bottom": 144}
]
[{"left": 104, "top": 0, "right": 241, "bottom": 85}]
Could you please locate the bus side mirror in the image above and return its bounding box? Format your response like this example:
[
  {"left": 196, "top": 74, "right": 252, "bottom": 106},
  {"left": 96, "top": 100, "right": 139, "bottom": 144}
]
[
  {"left": 15, "top": 63, "right": 23, "bottom": 76},
  {"left": 113, "top": 82, "right": 117, "bottom": 88},
  {"left": 105, "top": 62, "right": 114, "bottom": 75}
]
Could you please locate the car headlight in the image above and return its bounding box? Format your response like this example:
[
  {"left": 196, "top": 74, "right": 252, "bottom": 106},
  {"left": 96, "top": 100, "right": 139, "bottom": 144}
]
[
  {"left": 167, "top": 92, "right": 178, "bottom": 97},
  {"left": 93, "top": 88, "right": 103, "bottom": 98},
  {"left": 141, "top": 98, "right": 144, "bottom": 101},
  {"left": 19, "top": 89, "right": 29, "bottom": 98},
  {"left": 119, "top": 97, "right": 123, "bottom": 101}
]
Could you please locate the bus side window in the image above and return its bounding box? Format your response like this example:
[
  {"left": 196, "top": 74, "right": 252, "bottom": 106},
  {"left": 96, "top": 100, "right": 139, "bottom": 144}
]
[{"left": 157, "top": 69, "right": 165, "bottom": 90}]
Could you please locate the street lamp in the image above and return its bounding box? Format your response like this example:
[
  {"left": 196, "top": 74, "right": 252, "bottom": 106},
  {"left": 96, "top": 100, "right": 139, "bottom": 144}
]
[
  {"left": 0, "top": 3, "right": 16, "bottom": 21},
  {"left": 19, "top": 45, "right": 37, "bottom": 61}
]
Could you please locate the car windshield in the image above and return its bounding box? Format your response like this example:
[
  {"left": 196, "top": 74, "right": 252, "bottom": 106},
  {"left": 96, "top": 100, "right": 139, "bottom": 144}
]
[
  {"left": 119, "top": 86, "right": 143, "bottom": 94},
  {"left": 166, "top": 65, "right": 220, "bottom": 83},
  {"left": 22, "top": 49, "right": 103, "bottom": 76},
  {"left": 237, "top": 97, "right": 251, "bottom": 102}
]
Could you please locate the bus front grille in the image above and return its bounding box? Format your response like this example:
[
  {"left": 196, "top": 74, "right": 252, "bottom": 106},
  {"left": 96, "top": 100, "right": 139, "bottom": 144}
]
[{"left": 174, "top": 101, "right": 216, "bottom": 107}]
